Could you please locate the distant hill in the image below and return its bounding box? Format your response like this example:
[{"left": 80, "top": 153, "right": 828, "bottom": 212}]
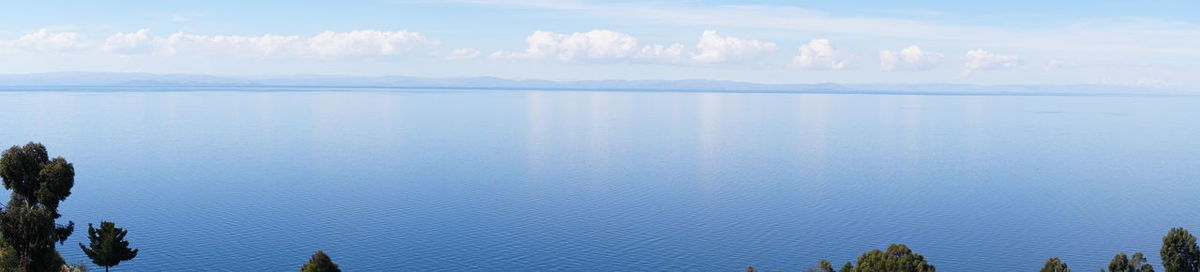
[{"left": 0, "top": 72, "right": 255, "bottom": 86}]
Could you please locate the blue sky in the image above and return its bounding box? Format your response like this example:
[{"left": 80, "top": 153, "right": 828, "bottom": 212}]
[{"left": 0, "top": 0, "right": 1196, "bottom": 88}]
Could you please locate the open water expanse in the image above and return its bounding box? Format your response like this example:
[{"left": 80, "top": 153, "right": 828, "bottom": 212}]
[{"left": 0, "top": 88, "right": 1198, "bottom": 271}]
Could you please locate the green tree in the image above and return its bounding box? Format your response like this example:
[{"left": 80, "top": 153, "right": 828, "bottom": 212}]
[
  {"left": 1039, "top": 257, "right": 1071, "bottom": 272},
  {"left": 836, "top": 244, "right": 934, "bottom": 272},
  {"left": 839, "top": 262, "right": 853, "bottom": 272},
  {"left": 79, "top": 222, "right": 138, "bottom": 272},
  {"left": 805, "top": 260, "right": 835, "bottom": 272},
  {"left": 0, "top": 204, "right": 66, "bottom": 271},
  {"left": 0, "top": 143, "right": 75, "bottom": 216},
  {"left": 1104, "top": 252, "right": 1155, "bottom": 272},
  {"left": 1163, "top": 228, "right": 1200, "bottom": 272},
  {"left": 0, "top": 142, "right": 77, "bottom": 271},
  {"left": 300, "top": 251, "right": 341, "bottom": 272}
]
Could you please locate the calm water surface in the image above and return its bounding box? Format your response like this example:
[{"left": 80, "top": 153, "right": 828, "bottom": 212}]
[{"left": 0, "top": 89, "right": 1197, "bottom": 271}]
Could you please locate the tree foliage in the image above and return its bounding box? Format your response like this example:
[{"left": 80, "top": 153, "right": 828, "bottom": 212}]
[
  {"left": 839, "top": 262, "right": 853, "bottom": 272},
  {"left": 1040, "top": 257, "right": 1072, "bottom": 272},
  {"left": 805, "top": 260, "right": 834, "bottom": 272},
  {"left": 1104, "top": 252, "right": 1155, "bottom": 272},
  {"left": 835, "top": 244, "right": 934, "bottom": 272},
  {"left": 79, "top": 222, "right": 139, "bottom": 272},
  {"left": 1163, "top": 228, "right": 1200, "bottom": 272},
  {"left": 0, "top": 143, "right": 75, "bottom": 217},
  {"left": 0, "top": 143, "right": 76, "bottom": 271},
  {"left": 0, "top": 204, "right": 66, "bottom": 271},
  {"left": 301, "top": 251, "right": 341, "bottom": 272}
]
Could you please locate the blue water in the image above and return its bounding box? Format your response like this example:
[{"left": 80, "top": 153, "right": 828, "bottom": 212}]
[{"left": 0, "top": 89, "right": 1198, "bottom": 271}]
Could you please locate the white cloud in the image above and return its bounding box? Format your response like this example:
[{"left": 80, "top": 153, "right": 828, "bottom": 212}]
[
  {"left": 163, "top": 33, "right": 306, "bottom": 57},
  {"left": 306, "top": 30, "right": 438, "bottom": 57},
  {"left": 4, "top": 29, "right": 85, "bottom": 51},
  {"left": 963, "top": 49, "right": 1019, "bottom": 75},
  {"left": 879, "top": 45, "right": 942, "bottom": 71},
  {"left": 446, "top": 48, "right": 482, "bottom": 60},
  {"left": 689, "top": 30, "right": 777, "bottom": 64},
  {"left": 451, "top": 1, "right": 1200, "bottom": 60},
  {"left": 791, "top": 39, "right": 850, "bottom": 70},
  {"left": 494, "top": 29, "right": 774, "bottom": 65},
  {"left": 450, "top": 1, "right": 998, "bottom": 46},
  {"left": 491, "top": 30, "right": 638, "bottom": 61},
  {"left": 102, "top": 29, "right": 438, "bottom": 58},
  {"left": 634, "top": 43, "right": 688, "bottom": 63},
  {"left": 452, "top": 1, "right": 1200, "bottom": 89},
  {"left": 103, "top": 29, "right": 159, "bottom": 54}
]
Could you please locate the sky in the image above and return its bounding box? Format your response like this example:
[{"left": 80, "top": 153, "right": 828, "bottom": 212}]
[{"left": 0, "top": 0, "right": 1197, "bottom": 88}]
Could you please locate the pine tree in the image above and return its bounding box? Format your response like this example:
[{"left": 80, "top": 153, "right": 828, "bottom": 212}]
[
  {"left": 1162, "top": 228, "right": 1200, "bottom": 272},
  {"left": 301, "top": 251, "right": 341, "bottom": 272},
  {"left": 1104, "top": 252, "right": 1155, "bottom": 272},
  {"left": 839, "top": 261, "right": 853, "bottom": 272},
  {"left": 847, "top": 244, "right": 935, "bottom": 272},
  {"left": 79, "top": 222, "right": 138, "bottom": 272},
  {"left": 1040, "top": 257, "right": 1072, "bottom": 272},
  {"left": 805, "top": 259, "right": 835, "bottom": 272}
]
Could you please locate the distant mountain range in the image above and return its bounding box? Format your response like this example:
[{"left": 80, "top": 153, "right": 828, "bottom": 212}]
[{"left": 0, "top": 72, "right": 1191, "bottom": 96}]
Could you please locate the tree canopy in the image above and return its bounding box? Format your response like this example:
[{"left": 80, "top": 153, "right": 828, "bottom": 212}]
[
  {"left": 1040, "top": 257, "right": 1072, "bottom": 272},
  {"left": 0, "top": 142, "right": 76, "bottom": 271},
  {"left": 0, "top": 143, "right": 75, "bottom": 217},
  {"left": 838, "top": 244, "right": 935, "bottom": 272},
  {"left": 1163, "top": 228, "right": 1200, "bottom": 272},
  {"left": 301, "top": 251, "right": 341, "bottom": 272},
  {"left": 1105, "top": 252, "right": 1155, "bottom": 272},
  {"left": 0, "top": 204, "right": 65, "bottom": 271},
  {"left": 805, "top": 260, "right": 835, "bottom": 272},
  {"left": 839, "top": 262, "right": 853, "bottom": 272},
  {"left": 79, "top": 221, "right": 139, "bottom": 272}
]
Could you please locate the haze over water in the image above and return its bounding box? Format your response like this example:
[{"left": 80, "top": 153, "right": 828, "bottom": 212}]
[{"left": 1, "top": 89, "right": 1197, "bottom": 271}]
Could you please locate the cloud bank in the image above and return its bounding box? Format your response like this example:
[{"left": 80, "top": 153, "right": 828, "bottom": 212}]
[
  {"left": 96, "top": 29, "right": 440, "bottom": 58},
  {"left": 963, "top": 49, "right": 1019, "bottom": 75},
  {"left": 1, "top": 29, "right": 85, "bottom": 51},
  {"left": 879, "top": 45, "right": 942, "bottom": 71},
  {"left": 791, "top": 39, "right": 850, "bottom": 70},
  {"left": 492, "top": 29, "right": 776, "bottom": 65},
  {"left": 689, "top": 30, "right": 777, "bottom": 64},
  {"left": 490, "top": 30, "right": 638, "bottom": 61}
]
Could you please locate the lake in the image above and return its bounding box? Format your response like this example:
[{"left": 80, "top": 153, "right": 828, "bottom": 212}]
[{"left": 0, "top": 89, "right": 1198, "bottom": 271}]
